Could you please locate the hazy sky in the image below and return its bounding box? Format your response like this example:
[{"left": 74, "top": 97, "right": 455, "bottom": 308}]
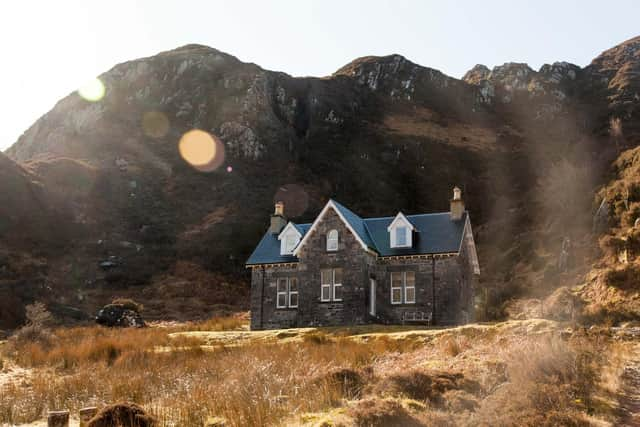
[{"left": 1, "top": 0, "right": 639, "bottom": 151}]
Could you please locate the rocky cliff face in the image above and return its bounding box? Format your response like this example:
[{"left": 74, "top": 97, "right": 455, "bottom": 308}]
[{"left": 2, "top": 36, "right": 640, "bottom": 327}]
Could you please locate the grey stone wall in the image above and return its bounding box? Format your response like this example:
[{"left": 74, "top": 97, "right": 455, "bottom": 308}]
[
  {"left": 370, "top": 255, "right": 470, "bottom": 325},
  {"left": 295, "top": 208, "right": 370, "bottom": 327},
  {"left": 250, "top": 264, "right": 299, "bottom": 329}
]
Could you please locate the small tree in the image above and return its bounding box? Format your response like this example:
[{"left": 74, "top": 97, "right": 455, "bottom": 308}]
[{"left": 25, "top": 302, "right": 53, "bottom": 328}]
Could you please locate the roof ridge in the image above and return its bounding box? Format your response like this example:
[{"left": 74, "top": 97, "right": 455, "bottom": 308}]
[{"left": 364, "top": 211, "right": 452, "bottom": 221}]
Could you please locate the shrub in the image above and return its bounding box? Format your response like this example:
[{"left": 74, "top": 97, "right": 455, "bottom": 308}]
[
  {"left": 604, "top": 265, "right": 640, "bottom": 290},
  {"left": 599, "top": 234, "right": 627, "bottom": 259},
  {"left": 24, "top": 302, "right": 53, "bottom": 328},
  {"left": 111, "top": 298, "right": 144, "bottom": 313},
  {"left": 87, "top": 402, "right": 156, "bottom": 427},
  {"left": 622, "top": 202, "right": 640, "bottom": 227},
  {"left": 5, "top": 302, "right": 55, "bottom": 357}
]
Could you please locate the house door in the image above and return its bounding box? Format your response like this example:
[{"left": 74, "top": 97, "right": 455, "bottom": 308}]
[{"left": 369, "top": 279, "right": 376, "bottom": 316}]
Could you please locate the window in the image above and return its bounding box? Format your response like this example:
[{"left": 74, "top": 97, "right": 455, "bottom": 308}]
[
  {"left": 277, "top": 278, "right": 288, "bottom": 308},
  {"left": 278, "top": 223, "right": 301, "bottom": 255},
  {"left": 327, "top": 229, "right": 339, "bottom": 251},
  {"left": 276, "top": 278, "right": 298, "bottom": 309},
  {"left": 405, "top": 272, "right": 415, "bottom": 303},
  {"left": 388, "top": 213, "right": 414, "bottom": 248},
  {"left": 321, "top": 268, "right": 343, "bottom": 302},
  {"left": 289, "top": 278, "right": 299, "bottom": 308},
  {"left": 390, "top": 271, "right": 415, "bottom": 304},
  {"left": 396, "top": 227, "right": 407, "bottom": 246},
  {"left": 391, "top": 272, "right": 403, "bottom": 304},
  {"left": 333, "top": 268, "right": 343, "bottom": 301},
  {"left": 285, "top": 234, "right": 298, "bottom": 253}
]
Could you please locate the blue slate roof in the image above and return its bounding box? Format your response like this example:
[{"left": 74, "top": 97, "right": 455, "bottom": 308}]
[
  {"left": 331, "top": 200, "right": 377, "bottom": 250},
  {"left": 363, "top": 212, "right": 467, "bottom": 257},
  {"left": 246, "top": 200, "right": 467, "bottom": 266}
]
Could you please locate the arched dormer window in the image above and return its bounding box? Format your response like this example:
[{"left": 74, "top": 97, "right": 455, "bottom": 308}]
[{"left": 327, "top": 229, "right": 339, "bottom": 251}]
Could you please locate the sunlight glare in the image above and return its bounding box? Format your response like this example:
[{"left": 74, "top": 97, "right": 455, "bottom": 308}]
[
  {"left": 179, "top": 129, "right": 225, "bottom": 172},
  {"left": 77, "top": 78, "right": 105, "bottom": 102}
]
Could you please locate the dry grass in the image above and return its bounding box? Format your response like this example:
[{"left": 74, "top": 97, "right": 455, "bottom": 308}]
[
  {"left": 0, "top": 318, "right": 414, "bottom": 426},
  {"left": 377, "top": 369, "right": 480, "bottom": 406},
  {"left": 0, "top": 319, "right": 621, "bottom": 427},
  {"left": 347, "top": 397, "right": 423, "bottom": 427}
]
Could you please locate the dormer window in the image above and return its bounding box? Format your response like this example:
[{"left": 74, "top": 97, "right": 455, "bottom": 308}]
[
  {"left": 327, "top": 229, "right": 339, "bottom": 251},
  {"left": 278, "top": 222, "right": 302, "bottom": 255},
  {"left": 396, "top": 226, "right": 407, "bottom": 246},
  {"left": 388, "top": 212, "right": 415, "bottom": 249},
  {"left": 285, "top": 234, "right": 298, "bottom": 253}
]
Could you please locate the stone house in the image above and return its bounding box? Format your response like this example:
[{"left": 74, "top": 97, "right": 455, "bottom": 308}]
[{"left": 246, "top": 188, "right": 480, "bottom": 330}]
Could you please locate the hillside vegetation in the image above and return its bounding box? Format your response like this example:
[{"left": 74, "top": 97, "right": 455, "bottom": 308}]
[{"left": 579, "top": 145, "right": 640, "bottom": 320}]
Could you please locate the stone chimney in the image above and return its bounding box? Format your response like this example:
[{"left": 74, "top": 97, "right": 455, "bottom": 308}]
[
  {"left": 269, "top": 201, "right": 287, "bottom": 234},
  {"left": 450, "top": 186, "right": 465, "bottom": 221}
]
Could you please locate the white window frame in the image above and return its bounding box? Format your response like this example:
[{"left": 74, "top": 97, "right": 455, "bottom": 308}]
[
  {"left": 321, "top": 269, "right": 332, "bottom": 302},
  {"left": 391, "top": 272, "right": 403, "bottom": 305},
  {"left": 404, "top": 271, "right": 415, "bottom": 304},
  {"left": 327, "top": 229, "right": 339, "bottom": 251},
  {"left": 390, "top": 271, "right": 415, "bottom": 305},
  {"left": 277, "top": 278, "right": 289, "bottom": 308},
  {"left": 288, "top": 277, "right": 299, "bottom": 308},
  {"left": 332, "top": 269, "right": 343, "bottom": 302},
  {"left": 276, "top": 277, "right": 298, "bottom": 309},
  {"left": 321, "top": 268, "right": 342, "bottom": 302}
]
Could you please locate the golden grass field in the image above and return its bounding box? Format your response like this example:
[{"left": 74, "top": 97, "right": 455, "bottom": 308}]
[{"left": 0, "top": 316, "right": 635, "bottom": 427}]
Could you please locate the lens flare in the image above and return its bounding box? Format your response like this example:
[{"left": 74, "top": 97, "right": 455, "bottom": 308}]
[
  {"left": 179, "top": 129, "right": 225, "bottom": 172},
  {"left": 274, "top": 184, "right": 309, "bottom": 217},
  {"left": 142, "top": 111, "right": 170, "bottom": 138},
  {"left": 78, "top": 78, "right": 105, "bottom": 102},
  {"left": 226, "top": 166, "right": 233, "bottom": 173}
]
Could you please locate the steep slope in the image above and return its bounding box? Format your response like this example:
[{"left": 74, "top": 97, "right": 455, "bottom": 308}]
[
  {"left": 3, "top": 36, "right": 640, "bottom": 327},
  {"left": 580, "top": 145, "right": 640, "bottom": 320},
  {"left": 0, "top": 154, "right": 60, "bottom": 328}
]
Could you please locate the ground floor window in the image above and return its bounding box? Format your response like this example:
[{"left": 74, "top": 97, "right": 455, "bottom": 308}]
[
  {"left": 277, "top": 277, "right": 299, "bottom": 308},
  {"left": 321, "top": 268, "right": 343, "bottom": 302},
  {"left": 391, "top": 271, "right": 415, "bottom": 304}
]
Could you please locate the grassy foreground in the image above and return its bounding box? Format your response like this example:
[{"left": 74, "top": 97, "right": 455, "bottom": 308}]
[{"left": 0, "top": 317, "right": 631, "bottom": 426}]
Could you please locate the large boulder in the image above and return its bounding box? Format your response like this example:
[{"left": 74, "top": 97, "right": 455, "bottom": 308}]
[{"left": 96, "top": 303, "right": 145, "bottom": 328}]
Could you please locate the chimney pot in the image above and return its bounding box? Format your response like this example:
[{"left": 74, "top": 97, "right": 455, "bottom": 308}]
[
  {"left": 453, "top": 186, "right": 462, "bottom": 201},
  {"left": 450, "top": 186, "right": 465, "bottom": 221},
  {"left": 274, "top": 201, "right": 284, "bottom": 216}
]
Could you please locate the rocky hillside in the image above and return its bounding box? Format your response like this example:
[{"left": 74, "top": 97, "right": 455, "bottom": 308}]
[{"left": 2, "top": 36, "right": 640, "bottom": 328}]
